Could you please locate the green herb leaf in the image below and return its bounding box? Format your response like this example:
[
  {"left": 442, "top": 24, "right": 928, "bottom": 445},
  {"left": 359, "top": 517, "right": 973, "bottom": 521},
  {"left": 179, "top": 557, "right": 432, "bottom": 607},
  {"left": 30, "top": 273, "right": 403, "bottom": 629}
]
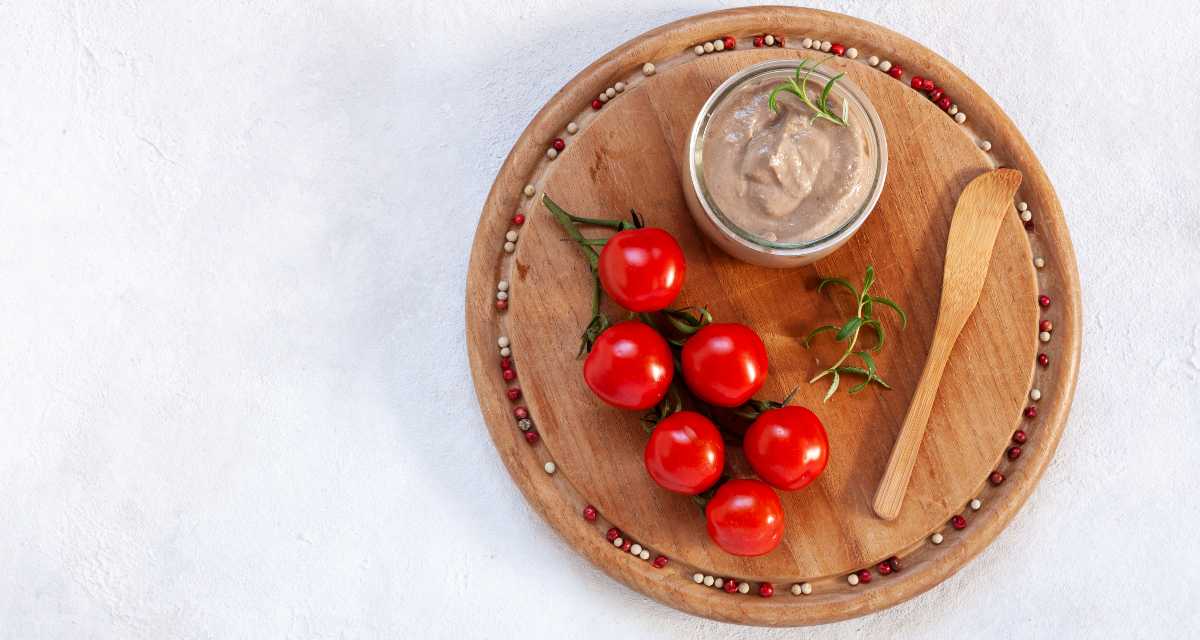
[
  {"left": 862, "top": 318, "right": 885, "bottom": 352},
  {"left": 818, "top": 277, "right": 858, "bottom": 300},
  {"left": 847, "top": 351, "right": 876, "bottom": 395},
  {"left": 861, "top": 265, "right": 876, "bottom": 296},
  {"left": 767, "top": 83, "right": 787, "bottom": 113},
  {"left": 836, "top": 317, "right": 862, "bottom": 341},
  {"left": 870, "top": 295, "right": 909, "bottom": 328},
  {"left": 819, "top": 72, "right": 845, "bottom": 115},
  {"left": 798, "top": 64, "right": 814, "bottom": 104},
  {"left": 802, "top": 324, "right": 838, "bottom": 347},
  {"left": 823, "top": 370, "right": 840, "bottom": 402},
  {"left": 856, "top": 351, "right": 877, "bottom": 376}
]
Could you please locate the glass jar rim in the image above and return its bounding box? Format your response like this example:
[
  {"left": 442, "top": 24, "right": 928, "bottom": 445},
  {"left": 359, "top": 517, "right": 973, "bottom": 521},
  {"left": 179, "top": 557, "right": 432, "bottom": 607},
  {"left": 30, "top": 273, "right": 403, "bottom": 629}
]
[{"left": 686, "top": 59, "right": 888, "bottom": 254}]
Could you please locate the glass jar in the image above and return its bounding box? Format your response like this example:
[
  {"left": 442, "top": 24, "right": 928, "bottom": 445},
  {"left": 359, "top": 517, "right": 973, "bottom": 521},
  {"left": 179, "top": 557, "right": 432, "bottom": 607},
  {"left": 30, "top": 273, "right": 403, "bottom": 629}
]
[{"left": 682, "top": 59, "right": 888, "bottom": 267}]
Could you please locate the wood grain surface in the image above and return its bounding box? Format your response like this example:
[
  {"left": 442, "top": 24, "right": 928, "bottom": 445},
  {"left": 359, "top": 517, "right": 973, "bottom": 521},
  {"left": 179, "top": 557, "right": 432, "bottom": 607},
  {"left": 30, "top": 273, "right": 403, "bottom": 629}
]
[{"left": 464, "top": 7, "right": 1081, "bottom": 626}]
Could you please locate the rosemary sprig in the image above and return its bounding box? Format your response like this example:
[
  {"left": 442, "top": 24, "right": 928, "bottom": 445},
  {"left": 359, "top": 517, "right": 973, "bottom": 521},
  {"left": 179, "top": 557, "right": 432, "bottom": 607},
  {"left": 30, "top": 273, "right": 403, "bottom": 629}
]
[
  {"left": 802, "top": 266, "right": 907, "bottom": 401},
  {"left": 767, "top": 57, "right": 849, "bottom": 127}
]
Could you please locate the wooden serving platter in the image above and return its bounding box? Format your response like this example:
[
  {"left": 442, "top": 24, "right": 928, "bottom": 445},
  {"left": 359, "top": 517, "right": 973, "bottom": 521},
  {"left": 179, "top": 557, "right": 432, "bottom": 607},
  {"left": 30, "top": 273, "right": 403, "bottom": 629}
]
[{"left": 465, "top": 7, "right": 1080, "bottom": 626}]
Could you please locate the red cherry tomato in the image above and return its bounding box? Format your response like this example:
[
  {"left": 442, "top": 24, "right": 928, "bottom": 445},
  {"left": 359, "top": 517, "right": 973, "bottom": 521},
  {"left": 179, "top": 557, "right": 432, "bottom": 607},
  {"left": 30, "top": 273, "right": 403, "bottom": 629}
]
[
  {"left": 744, "top": 406, "right": 829, "bottom": 491},
  {"left": 680, "top": 323, "right": 768, "bottom": 407},
  {"left": 644, "top": 411, "right": 725, "bottom": 495},
  {"left": 597, "top": 228, "right": 685, "bottom": 312},
  {"left": 705, "top": 479, "right": 784, "bottom": 556},
  {"left": 583, "top": 321, "right": 674, "bottom": 410}
]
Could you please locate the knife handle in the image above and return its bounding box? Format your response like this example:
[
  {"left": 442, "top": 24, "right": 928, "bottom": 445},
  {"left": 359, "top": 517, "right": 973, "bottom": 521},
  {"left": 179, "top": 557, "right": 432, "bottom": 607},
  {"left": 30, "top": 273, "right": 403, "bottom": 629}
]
[{"left": 872, "top": 334, "right": 953, "bottom": 520}]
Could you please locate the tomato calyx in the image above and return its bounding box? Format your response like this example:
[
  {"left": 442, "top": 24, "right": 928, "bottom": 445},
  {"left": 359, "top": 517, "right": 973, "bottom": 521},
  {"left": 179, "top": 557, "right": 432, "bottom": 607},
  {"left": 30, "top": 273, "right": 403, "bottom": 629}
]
[
  {"left": 731, "top": 385, "right": 801, "bottom": 421},
  {"left": 690, "top": 473, "right": 730, "bottom": 510},
  {"left": 639, "top": 380, "right": 684, "bottom": 434},
  {"left": 655, "top": 306, "right": 713, "bottom": 346}
]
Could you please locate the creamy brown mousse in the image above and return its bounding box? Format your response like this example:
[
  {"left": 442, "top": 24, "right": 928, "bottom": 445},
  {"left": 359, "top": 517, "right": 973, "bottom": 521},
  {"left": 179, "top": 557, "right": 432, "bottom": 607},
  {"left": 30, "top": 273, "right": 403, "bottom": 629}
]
[{"left": 701, "top": 75, "right": 872, "bottom": 245}]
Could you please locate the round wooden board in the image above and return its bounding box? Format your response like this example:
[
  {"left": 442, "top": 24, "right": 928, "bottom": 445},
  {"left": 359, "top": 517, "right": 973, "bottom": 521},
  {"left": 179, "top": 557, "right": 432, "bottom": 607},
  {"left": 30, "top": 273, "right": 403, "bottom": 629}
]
[{"left": 465, "top": 7, "right": 1081, "bottom": 626}]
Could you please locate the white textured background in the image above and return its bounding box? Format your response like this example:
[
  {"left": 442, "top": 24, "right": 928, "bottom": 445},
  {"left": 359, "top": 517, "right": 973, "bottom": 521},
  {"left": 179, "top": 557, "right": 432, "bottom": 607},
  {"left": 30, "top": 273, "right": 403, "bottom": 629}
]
[{"left": 2, "top": 1, "right": 1198, "bottom": 637}]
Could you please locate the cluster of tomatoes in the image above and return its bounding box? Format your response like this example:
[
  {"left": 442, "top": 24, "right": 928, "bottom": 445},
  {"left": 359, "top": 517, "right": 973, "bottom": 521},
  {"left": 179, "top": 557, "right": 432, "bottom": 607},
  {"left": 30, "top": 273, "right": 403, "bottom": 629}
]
[{"left": 579, "top": 222, "right": 829, "bottom": 557}]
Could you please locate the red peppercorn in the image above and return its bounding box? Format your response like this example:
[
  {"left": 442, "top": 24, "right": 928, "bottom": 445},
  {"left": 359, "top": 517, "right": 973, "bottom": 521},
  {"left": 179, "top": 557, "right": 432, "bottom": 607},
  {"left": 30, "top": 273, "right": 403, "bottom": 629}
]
[
  {"left": 621, "top": 540, "right": 632, "bottom": 552},
  {"left": 831, "top": 43, "right": 846, "bottom": 56},
  {"left": 502, "top": 368, "right": 516, "bottom": 381},
  {"left": 723, "top": 579, "right": 738, "bottom": 593},
  {"left": 500, "top": 357, "right": 511, "bottom": 370},
  {"left": 989, "top": 471, "right": 1005, "bottom": 486},
  {"left": 591, "top": 99, "right": 602, "bottom": 110},
  {"left": 921, "top": 78, "right": 935, "bottom": 91},
  {"left": 506, "top": 387, "right": 521, "bottom": 401},
  {"left": 1024, "top": 406, "right": 1037, "bottom": 418},
  {"left": 887, "top": 556, "right": 901, "bottom": 572},
  {"left": 1038, "top": 295, "right": 1051, "bottom": 308},
  {"left": 753, "top": 35, "right": 764, "bottom": 47},
  {"left": 652, "top": 555, "right": 669, "bottom": 569},
  {"left": 937, "top": 96, "right": 952, "bottom": 110},
  {"left": 1024, "top": 220, "right": 1036, "bottom": 231},
  {"left": 952, "top": 515, "right": 967, "bottom": 529},
  {"left": 1008, "top": 446, "right": 1023, "bottom": 460},
  {"left": 524, "top": 430, "right": 539, "bottom": 445},
  {"left": 776, "top": 36, "right": 785, "bottom": 46},
  {"left": 513, "top": 406, "right": 528, "bottom": 419},
  {"left": 582, "top": 505, "right": 598, "bottom": 521},
  {"left": 1013, "top": 429, "right": 1028, "bottom": 444},
  {"left": 495, "top": 299, "right": 508, "bottom": 311},
  {"left": 552, "top": 138, "right": 565, "bottom": 152},
  {"left": 759, "top": 582, "right": 774, "bottom": 597},
  {"left": 606, "top": 527, "right": 620, "bottom": 542},
  {"left": 930, "top": 88, "right": 944, "bottom": 101},
  {"left": 723, "top": 36, "right": 736, "bottom": 50},
  {"left": 857, "top": 569, "right": 872, "bottom": 583},
  {"left": 878, "top": 561, "right": 893, "bottom": 576},
  {"left": 1038, "top": 353, "right": 1050, "bottom": 367},
  {"left": 911, "top": 75, "right": 925, "bottom": 89},
  {"left": 1040, "top": 319, "right": 1053, "bottom": 333},
  {"left": 888, "top": 66, "right": 903, "bottom": 79},
  {"left": 512, "top": 213, "right": 525, "bottom": 225}
]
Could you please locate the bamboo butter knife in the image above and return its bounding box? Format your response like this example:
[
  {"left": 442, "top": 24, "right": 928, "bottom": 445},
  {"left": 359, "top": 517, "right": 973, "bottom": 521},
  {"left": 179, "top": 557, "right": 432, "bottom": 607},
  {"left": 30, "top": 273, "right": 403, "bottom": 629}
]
[{"left": 872, "top": 168, "right": 1023, "bottom": 521}]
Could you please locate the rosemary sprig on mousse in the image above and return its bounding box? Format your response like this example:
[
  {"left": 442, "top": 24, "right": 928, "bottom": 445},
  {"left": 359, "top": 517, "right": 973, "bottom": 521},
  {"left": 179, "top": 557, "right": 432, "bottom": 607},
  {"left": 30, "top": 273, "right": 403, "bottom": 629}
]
[{"left": 767, "top": 57, "right": 849, "bottom": 126}]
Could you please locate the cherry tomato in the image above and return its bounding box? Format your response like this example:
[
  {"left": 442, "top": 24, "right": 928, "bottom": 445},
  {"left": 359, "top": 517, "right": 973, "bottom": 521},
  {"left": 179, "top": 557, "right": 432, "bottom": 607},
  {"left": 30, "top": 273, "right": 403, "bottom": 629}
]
[
  {"left": 680, "top": 323, "right": 768, "bottom": 407},
  {"left": 644, "top": 411, "right": 725, "bottom": 495},
  {"left": 744, "top": 406, "right": 829, "bottom": 491},
  {"left": 705, "top": 479, "right": 784, "bottom": 556},
  {"left": 597, "top": 228, "right": 685, "bottom": 312},
  {"left": 583, "top": 321, "right": 674, "bottom": 410}
]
